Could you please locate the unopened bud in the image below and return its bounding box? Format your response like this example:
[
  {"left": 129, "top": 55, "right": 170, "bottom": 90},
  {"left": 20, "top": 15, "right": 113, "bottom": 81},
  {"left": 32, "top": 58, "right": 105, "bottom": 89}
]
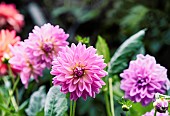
[{"left": 153, "top": 98, "right": 168, "bottom": 113}]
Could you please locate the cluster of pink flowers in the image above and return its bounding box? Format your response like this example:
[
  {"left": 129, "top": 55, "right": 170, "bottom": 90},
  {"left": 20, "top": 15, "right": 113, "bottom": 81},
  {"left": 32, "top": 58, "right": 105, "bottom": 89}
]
[
  {"left": 120, "top": 54, "right": 170, "bottom": 106},
  {"left": 51, "top": 43, "right": 107, "bottom": 100},
  {"left": 0, "top": 2, "right": 24, "bottom": 32},
  {"left": 0, "top": 29, "right": 20, "bottom": 76},
  {"left": 9, "top": 23, "right": 69, "bottom": 88}
]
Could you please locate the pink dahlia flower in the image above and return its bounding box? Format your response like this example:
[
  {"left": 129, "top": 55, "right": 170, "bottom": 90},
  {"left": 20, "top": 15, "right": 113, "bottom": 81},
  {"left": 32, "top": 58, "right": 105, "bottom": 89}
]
[
  {"left": 0, "top": 2, "right": 24, "bottom": 32},
  {"left": 142, "top": 109, "right": 169, "bottom": 116},
  {"left": 0, "top": 29, "right": 20, "bottom": 76},
  {"left": 25, "top": 23, "right": 69, "bottom": 69},
  {"left": 9, "top": 42, "right": 44, "bottom": 88},
  {"left": 120, "top": 54, "right": 169, "bottom": 106},
  {"left": 51, "top": 43, "right": 107, "bottom": 100}
]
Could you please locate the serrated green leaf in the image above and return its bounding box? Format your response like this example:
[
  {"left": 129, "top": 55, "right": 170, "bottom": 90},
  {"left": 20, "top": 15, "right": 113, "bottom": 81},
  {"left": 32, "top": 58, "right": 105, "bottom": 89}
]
[
  {"left": 108, "top": 29, "right": 146, "bottom": 77},
  {"left": 44, "top": 86, "right": 68, "bottom": 116},
  {"left": 96, "top": 36, "right": 110, "bottom": 63},
  {"left": 25, "top": 86, "right": 46, "bottom": 116}
]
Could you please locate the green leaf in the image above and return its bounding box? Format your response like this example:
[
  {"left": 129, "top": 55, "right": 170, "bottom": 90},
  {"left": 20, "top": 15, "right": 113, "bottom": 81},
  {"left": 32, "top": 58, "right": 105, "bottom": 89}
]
[
  {"left": 18, "top": 99, "right": 29, "bottom": 115},
  {"left": 76, "top": 35, "right": 90, "bottom": 45},
  {"left": 108, "top": 29, "right": 146, "bottom": 77},
  {"left": 130, "top": 102, "right": 153, "bottom": 116},
  {"left": 25, "top": 86, "right": 46, "bottom": 116},
  {"left": 44, "top": 86, "right": 68, "bottom": 116},
  {"left": 36, "top": 108, "right": 44, "bottom": 116},
  {"left": 0, "top": 104, "right": 11, "bottom": 113},
  {"left": 96, "top": 36, "right": 110, "bottom": 63}
]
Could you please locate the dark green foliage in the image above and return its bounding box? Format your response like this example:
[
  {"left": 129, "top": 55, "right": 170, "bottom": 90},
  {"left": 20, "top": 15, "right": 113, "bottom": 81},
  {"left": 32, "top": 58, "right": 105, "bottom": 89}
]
[{"left": 108, "top": 29, "right": 146, "bottom": 77}]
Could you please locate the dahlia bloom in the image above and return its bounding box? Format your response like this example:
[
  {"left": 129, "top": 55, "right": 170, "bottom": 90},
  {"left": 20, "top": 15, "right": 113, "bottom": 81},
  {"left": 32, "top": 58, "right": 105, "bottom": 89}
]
[
  {"left": 120, "top": 54, "right": 169, "bottom": 106},
  {"left": 0, "top": 2, "right": 24, "bottom": 32},
  {"left": 0, "top": 29, "right": 20, "bottom": 75},
  {"left": 9, "top": 42, "right": 44, "bottom": 88},
  {"left": 142, "top": 109, "right": 169, "bottom": 116},
  {"left": 25, "top": 23, "right": 69, "bottom": 69},
  {"left": 51, "top": 43, "right": 107, "bottom": 100}
]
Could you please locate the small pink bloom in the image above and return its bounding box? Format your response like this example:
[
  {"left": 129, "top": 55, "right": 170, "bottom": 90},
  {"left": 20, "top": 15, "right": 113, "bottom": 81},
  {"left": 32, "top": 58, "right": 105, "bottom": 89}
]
[
  {"left": 143, "top": 109, "right": 169, "bottom": 116},
  {"left": 153, "top": 98, "right": 168, "bottom": 113},
  {"left": 120, "top": 54, "right": 169, "bottom": 106},
  {"left": 0, "top": 29, "right": 20, "bottom": 76},
  {"left": 25, "top": 23, "right": 69, "bottom": 69},
  {"left": 9, "top": 42, "right": 44, "bottom": 88},
  {"left": 0, "top": 2, "right": 24, "bottom": 32},
  {"left": 51, "top": 43, "right": 107, "bottom": 100}
]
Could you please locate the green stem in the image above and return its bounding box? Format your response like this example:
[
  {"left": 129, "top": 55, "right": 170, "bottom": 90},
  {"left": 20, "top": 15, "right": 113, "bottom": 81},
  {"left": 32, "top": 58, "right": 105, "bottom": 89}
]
[
  {"left": 7, "top": 77, "right": 20, "bottom": 108},
  {"left": 7, "top": 64, "right": 14, "bottom": 79},
  {"left": 104, "top": 92, "right": 112, "bottom": 116},
  {"left": 70, "top": 100, "right": 73, "bottom": 116},
  {"left": 14, "top": 77, "right": 20, "bottom": 105},
  {"left": 72, "top": 101, "right": 76, "bottom": 116},
  {"left": 109, "top": 78, "right": 115, "bottom": 116},
  {"left": 126, "top": 111, "right": 128, "bottom": 116},
  {"left": 50, "top": 75, "right": 52, "bottom": 87},
  {"left": 154, "top": 110, "right": 157, "bottom": 116}
]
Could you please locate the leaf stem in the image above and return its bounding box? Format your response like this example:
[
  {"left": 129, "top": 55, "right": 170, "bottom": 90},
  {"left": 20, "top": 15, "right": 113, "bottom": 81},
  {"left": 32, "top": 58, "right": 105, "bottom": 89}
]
[
  {"left": 154, "top": 110, "right": 157, "bottom": 116},
  {"left": 104, "top": 91, "right": 112, "bottom": 116},
  {"left": 72, "top": 101, "right": 76, "bottom": 116},
  {"left": 70, "top": 100, "right": 73, "bottom": 116},
  {"left": 109, "top": 78, "right": 115, "bottom": 116},
  {"left": 6, "top": 77, "right": 20, "bottom": 110},
  {"left": 126, "top": 111, "right": 128, "bottom": 116}
]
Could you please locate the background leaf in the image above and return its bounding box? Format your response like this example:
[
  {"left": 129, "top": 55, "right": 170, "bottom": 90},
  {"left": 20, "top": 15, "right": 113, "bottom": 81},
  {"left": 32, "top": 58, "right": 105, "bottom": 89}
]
[
  {"left": 108, "top": 29, "right": 146, "bottom": 77},
  {"left": 25, "top": 86, "right": 46, "bottom": 116},
  {"left": 96, "top": 36, "right": 110, "bottom": 63},
  {"left": 121, "top": 5, "right": 148, "bottom": 33},
  {"left": 130, "top": 102, "right": 153, "bottom": 116},
  {"left": 44, "top": 86, "right": 68, "bottom": 116}
]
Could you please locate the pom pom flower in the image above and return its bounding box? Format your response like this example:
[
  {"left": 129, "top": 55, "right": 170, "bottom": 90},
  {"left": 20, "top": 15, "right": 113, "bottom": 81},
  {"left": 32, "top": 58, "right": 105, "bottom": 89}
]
[
  {"left": 9, "top": 42, "right": 44, "bottom": 88},
  {"left": 0, "top": 2, "right": 24, "bottom": 32},
  {"left": 51, "top": 43, "right": 107, "bottom": 100},
  {"left": 120, "top": 54, "right": 169, "bottom": 106},
  {"left": 0, "top": 29, "right": 20, "bottom": 75},
  {"left": 25, "top": 23, "right": 69, "bottom": 69}
]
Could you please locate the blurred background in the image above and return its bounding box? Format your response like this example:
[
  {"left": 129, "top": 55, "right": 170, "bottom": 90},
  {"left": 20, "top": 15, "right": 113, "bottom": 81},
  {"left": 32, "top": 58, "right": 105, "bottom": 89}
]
[{"left": 2, "top": 0, "right": 170, "bottom": 115}]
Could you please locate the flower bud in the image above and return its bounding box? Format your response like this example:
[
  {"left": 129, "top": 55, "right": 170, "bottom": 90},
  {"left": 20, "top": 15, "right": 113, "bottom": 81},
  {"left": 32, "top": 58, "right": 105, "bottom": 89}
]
[
  {"left": 122, "top": 104, "right": 130, "bottom": 111},
  {"left": 153, "top": 98, "right": 168, "bottom": 113}
]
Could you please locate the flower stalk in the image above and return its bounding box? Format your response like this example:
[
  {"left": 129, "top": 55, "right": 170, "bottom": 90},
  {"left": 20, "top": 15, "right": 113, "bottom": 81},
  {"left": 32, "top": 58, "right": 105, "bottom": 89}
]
[
  {"left": 104, "top": 91, "right": 112, "bottom": 116},
  {"left": 70, "top": 100, "right": 73, "bottom": 116},
  {"left": 154, "top": 110, "right": 157, "bottom": 116},
  {"left": 72, "top": 101, "right": 76, "bottom": 116},
  {"left": 109, "top": 78, "right": 115, "bottom": 116},
  {"left": 70, "top": 100, "right": 76, "bottom": 116}
]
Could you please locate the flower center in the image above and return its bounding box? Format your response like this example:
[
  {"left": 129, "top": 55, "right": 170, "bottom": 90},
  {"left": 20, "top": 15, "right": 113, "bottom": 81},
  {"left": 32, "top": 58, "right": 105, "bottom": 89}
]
[
  {"left": 43, "top": 43, "right": 53, "bottom": 52},
  {"left": 73, "top": 67, "right": 84, "bottom": 78},
  {"left": 136, "top": 78, "right": 148, "bottom": 87}
]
